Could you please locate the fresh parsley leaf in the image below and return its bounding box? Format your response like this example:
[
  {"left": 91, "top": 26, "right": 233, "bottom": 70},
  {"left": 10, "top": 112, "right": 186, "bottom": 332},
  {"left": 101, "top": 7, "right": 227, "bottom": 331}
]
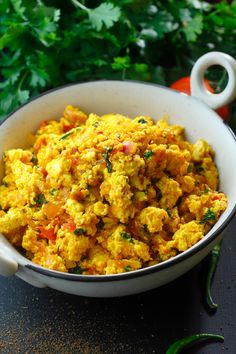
[
  {"left": 0, "top": 0, "right": 235, "bottom": 121},
  {"left": 17, "top": 89, "right": 30, "bottom": 104},
  {"left": 0, "top": 25, "right": 26, "bottom": 50},
  {"left": 112, "top": 56, "right": 131, "bottom": 70},
  {"left": 149, "top": 10, "right": 178, "bottom": 39},
  {"left": 89, "top": 3, "right": 121, "bottom": 31},
  {"left": 181, "top": 13, "right": 203, "bottom": 42}
]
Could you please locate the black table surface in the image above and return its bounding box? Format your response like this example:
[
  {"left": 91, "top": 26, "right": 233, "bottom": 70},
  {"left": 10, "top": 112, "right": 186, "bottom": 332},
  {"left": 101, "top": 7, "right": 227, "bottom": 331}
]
[{"left": 0, "top": 215, "right": 235, "bottom": 354}]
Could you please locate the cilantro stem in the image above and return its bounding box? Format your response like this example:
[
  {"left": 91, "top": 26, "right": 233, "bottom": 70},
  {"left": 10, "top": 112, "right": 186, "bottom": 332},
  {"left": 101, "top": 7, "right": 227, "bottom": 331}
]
[
  {"left": 70, "top": 0, "right": 90, "bottom": 12},
  {"left": 18, "top": 71, "right": 28, "bottom": 91}
]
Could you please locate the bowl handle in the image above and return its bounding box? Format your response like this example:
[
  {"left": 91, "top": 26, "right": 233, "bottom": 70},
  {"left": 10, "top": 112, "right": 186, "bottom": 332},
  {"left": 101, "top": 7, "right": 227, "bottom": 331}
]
[
  {"left": 190, "top": 51, "right": 236, "bottom": 109},
  {"left": 0, "top": 252, "right": 18, "bottom": 276}
]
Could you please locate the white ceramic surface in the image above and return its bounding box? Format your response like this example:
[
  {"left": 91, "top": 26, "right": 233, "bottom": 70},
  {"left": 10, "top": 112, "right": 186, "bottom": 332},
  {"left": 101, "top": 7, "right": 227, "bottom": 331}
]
[{"left": 0, "top": 52, "right": 236, "bottom": 297}]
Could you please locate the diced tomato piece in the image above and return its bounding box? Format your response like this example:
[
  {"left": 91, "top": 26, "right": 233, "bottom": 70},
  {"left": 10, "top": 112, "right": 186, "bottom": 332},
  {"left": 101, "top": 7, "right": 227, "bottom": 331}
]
[
  {"left": 212, "top": 195, "right": 221, "bottom": 201},
  {"left": 37, "top": 226, "right": 56, "bottom": 242},
  {"left": 39, "top": 120, "right": 49, "bottom": 129},
  {"left": 63, "top": 124, "right": 74, "bottom": 132},
  {"left": 71, "top": 158, "right": 79, "bottom": 166},
  {"left": 62, "top": 219, "right": 77, "bottom": 232},
  {"left": 34, "top": 137, "right": 46, "bottom": 154}
]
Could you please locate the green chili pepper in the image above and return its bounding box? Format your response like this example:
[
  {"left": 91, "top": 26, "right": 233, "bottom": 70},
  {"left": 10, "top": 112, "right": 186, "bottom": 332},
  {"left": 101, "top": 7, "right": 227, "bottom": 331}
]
[
  {"left": 205, "top": 241, "right": 222, "bottom": 310},
  {"left": 166, "top": 333, "right": 224, "bottom": 354}
]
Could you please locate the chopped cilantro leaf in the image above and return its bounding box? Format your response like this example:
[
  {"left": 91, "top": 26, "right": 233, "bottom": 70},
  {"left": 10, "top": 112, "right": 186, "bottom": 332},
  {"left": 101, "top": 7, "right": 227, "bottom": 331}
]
[
  {"left": 124, "top": 265, "right": 132, "bottom": 272},
  {"left": 97, "top": 220, "right": 105, "bottom": 230},
  {"left": 107, "top": 160, "right": 112, "bottom": 173},
  {"left": 34, "top": 193, "right": 47, "bottom": 207},
  {"left": 120, "top": 232, "right": 133, "bottom": 243},
  {"left": 202, "top": 188, "right": 210, "bottom": 194},
  {"left": 103, "top": 147, "right": 113, "bottom": 173},
  {"left": 74, "top": 227, "right": 86, "bottom": 235},
  {"left": 144, "top": 150, "right": 154, "bottom": 159},
  {"left": 187, "top": 163, "right": 194, "bottom": 173},
  {"left": 31, "top": 156, "right": 38, "bottom": 165},
  {"left": 69, "top": 265, "right": 85, "bottom": 274},
  {"left": 49, "top": 188, "right": 57, "bottom": 196},
  {"left": 200, "top": 209, "right": 216, "bottom": 224},
  {"left": 196, "top": 165, "right": 205, "bottom": 173},
  {"left": 138, "top": 118, "right": 147, "bottom": 124}
]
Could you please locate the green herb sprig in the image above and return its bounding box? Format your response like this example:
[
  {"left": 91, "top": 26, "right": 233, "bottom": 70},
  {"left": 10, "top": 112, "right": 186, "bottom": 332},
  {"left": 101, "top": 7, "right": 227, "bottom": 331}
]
[
  {"left": 200, "top": 209, "right": 216, "bottom": 224},
  {"left": 34, "top": 193, "right": 47, "bottom": 207},
  {"left": 1, "top": 1, "right": 235, "bottom": 120},
  {"left": 144, "top": 150, "right": 154, "bottom": 159},
  {"left": 103, "top": 147, "right": 113, "bottom": 173},
  {"left": 74, "top": 227, "right": 86, "bottom": 235},
  {"left": 120, "top": 232, "right": 133, "bottom": 243}
]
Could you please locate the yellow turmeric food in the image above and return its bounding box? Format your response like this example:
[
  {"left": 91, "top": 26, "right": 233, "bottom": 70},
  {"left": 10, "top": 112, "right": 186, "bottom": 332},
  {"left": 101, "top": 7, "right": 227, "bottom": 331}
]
[{"left": 0, "top": 105, "right": 227, "bottom": 274}]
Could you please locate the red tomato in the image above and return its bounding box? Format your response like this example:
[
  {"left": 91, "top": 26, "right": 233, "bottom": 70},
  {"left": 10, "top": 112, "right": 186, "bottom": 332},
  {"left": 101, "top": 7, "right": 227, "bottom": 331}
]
[
  {"left": 62, "top": 219, "right": 77, "bottom": 232},
  {"left": 170, "top": 76, "right": 229, "bottom": 121},
  {"left": 37, "top": 226, "right": 57, "bottom": 242}
]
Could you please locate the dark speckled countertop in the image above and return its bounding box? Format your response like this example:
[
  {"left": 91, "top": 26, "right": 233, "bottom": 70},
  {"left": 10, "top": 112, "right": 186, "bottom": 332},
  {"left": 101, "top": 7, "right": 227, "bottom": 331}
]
[{"left": 0, "top": 216, "right": 235, "bottom": 354}]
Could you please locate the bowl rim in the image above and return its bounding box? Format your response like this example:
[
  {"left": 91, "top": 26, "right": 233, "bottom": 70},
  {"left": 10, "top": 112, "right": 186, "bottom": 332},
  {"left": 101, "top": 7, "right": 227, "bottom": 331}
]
[{"left": 1, "top": 79, "right": 236, "bottom": 282}]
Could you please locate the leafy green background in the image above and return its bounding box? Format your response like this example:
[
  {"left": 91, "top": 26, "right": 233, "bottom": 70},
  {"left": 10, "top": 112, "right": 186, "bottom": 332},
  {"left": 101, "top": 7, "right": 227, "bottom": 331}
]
[{"left": 1, "top": 0, "right": 236, "bottom": 129}]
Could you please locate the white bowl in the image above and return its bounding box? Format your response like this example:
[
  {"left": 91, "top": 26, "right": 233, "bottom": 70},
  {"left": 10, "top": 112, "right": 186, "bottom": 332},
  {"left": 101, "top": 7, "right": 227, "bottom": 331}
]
[{"left": 1, "top": 52, "right": 236, "bottom": 297}]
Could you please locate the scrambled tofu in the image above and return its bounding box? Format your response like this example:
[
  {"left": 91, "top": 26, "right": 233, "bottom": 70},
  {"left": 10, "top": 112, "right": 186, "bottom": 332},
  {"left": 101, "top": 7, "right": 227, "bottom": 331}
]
[{"left": 0, "top": 105, "right": 227, "bottom": 274}]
